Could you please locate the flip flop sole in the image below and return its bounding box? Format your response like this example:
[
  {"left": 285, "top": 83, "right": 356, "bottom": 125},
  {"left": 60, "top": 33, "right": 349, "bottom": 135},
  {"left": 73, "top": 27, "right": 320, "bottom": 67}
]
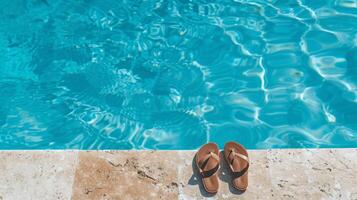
[
  {"left": 224, "top": 141, "right": 249, "bottom": 191},
  {"left": 195, "top": 143, "right": 220, "bottom": 194}
]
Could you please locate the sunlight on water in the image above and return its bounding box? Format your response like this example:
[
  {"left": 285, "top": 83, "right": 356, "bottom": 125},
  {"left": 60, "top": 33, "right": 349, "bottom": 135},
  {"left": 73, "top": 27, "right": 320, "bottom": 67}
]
[{"left": 0, "top": 0, "right": 356, "bottom": 149}]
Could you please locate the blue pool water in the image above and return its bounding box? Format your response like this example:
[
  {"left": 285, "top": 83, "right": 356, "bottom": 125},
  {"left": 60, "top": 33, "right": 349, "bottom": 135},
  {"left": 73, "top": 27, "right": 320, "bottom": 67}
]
[{"left": 0, "top": 0, "right": 356, "bottom": 150}]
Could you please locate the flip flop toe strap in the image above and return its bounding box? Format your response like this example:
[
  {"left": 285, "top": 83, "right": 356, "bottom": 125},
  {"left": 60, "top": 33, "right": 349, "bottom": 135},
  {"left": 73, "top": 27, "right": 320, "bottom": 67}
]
[
  {"left": 229, "top": 149, "right": 249, "bottom": 178},
  {"left": 231, "top": 165, "right": 249, "bottom": 178},
  {"left": 198, "top": 152, "right": 220, "bottom": 178}
]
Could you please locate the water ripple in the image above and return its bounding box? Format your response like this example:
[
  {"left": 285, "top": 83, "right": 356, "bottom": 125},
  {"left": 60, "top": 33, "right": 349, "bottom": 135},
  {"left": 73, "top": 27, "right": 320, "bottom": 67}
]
[{"left": 0, "top": 0, "right": 356, "bottom": 149}]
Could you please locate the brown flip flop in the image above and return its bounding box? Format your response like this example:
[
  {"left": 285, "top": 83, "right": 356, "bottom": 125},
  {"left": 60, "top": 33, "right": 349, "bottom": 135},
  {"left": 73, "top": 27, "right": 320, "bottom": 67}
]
[
  {"left": 195, "top": 143, "right": 220, "bottom": 194},
  {"left": 224, "top": 141, "right": 249, "bottom": 191}
]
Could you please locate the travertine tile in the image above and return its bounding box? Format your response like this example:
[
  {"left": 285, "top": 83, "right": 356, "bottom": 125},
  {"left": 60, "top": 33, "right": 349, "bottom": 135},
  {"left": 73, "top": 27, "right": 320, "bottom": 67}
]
[
  {"left": 0, "top": 151, "right": 78, "bottom": 200},
  {"left": 267, "top": 149, "right": 357, "bottom": 200},
  {"left": 304, "top": 149, "right": 349, "bottom": 199},
  {"left": 268, "top": 149, "right": 312, "bottom": 199},
  {"left": 330, "top": 149, "right": 357, "bottom": 200},
  {"left": 71, "top": 151, "right": 179, "bottom": 200}
]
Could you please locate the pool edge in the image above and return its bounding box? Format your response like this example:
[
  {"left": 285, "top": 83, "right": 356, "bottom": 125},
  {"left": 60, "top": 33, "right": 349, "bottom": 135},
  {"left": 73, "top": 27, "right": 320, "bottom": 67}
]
[{"left": 0, "top": 148, "right": 356, "bottom": 199}]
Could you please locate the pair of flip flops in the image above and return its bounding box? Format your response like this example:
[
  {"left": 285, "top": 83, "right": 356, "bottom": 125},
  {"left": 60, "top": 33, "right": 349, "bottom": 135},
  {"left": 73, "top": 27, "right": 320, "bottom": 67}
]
[{"left": 195, "top": 142, "right": 249, "bottom": 194}]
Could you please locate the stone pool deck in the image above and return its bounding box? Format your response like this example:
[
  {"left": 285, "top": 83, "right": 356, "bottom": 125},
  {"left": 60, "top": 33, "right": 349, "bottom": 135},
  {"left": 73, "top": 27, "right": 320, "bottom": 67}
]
[{"left": 0, "top": 149, "right": 356, "bottom": 200}]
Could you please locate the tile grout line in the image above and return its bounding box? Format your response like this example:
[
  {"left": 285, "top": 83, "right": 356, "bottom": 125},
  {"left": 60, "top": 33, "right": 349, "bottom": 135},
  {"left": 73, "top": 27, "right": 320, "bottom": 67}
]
[
  {"left": 68, "top": 151, "right": 80, "bottom": 200},
  {"left": 177, "top": 151, "right": 188, "bottom": 200}
]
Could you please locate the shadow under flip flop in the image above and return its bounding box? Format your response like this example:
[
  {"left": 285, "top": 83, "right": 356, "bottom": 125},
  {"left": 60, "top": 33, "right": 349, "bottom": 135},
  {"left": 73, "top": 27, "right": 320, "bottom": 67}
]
[
  {"left": 187, "top": 154, "right": 217, "bottom": 197},
  {"left": 218, "top": 151, "right": 246, "bottom": 195}
]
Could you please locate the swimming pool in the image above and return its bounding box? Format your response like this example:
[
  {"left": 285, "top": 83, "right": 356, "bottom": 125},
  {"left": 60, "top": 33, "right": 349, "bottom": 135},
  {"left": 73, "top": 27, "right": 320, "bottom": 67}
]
[{"left": 0, "top": 0, "right": 356, "bottom": 149}]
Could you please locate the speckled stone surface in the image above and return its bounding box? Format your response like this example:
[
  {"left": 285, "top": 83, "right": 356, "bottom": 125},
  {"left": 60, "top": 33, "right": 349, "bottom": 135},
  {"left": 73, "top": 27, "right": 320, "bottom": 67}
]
[
  {"left": 0, "top": 151, "right": 78, "bottom": 200},
  {"left": 71, "top": 151, "right": 179, "bottom": 200},
  {"left": 0, "top": 149, "right": 356, "bottom": 200}
]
